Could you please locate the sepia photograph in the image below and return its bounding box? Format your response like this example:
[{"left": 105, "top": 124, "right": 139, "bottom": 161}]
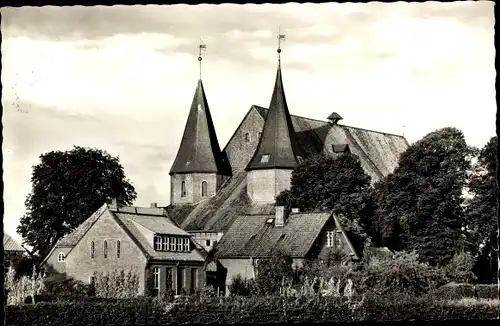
[{"left": 1, "top": 1, "right": 497, "bottom": 324}]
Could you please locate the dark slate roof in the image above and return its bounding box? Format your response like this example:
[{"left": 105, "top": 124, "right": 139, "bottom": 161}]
[
  {"left": 4, "top": 233, "right": 25, "bottom": 252},
  {"left": 327, "top": 112, "right": 343, "bottom": 120},
  {"left": 246, "top": 68, "right": 303, "bottom": 171},
  {"left": 169, "top": 79, "right": 231, "bottom": 175},
  {"left": 215, "top": 212, "right": 332, "bottom": 258}
]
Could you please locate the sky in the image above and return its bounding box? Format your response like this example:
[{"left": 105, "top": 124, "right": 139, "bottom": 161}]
[{"left": 1, "top": 2, "right": 496, "bottom": 244}]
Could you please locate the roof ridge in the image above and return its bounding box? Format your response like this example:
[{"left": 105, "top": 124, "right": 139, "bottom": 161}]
[{"left": 339, "top": 124, "right": 405, "bottom": 138}]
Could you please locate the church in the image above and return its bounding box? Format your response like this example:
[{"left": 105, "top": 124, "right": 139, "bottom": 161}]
[
  {"left": 43, "top": 40, "right": 409, "bottom": 296},
  {"left": 166, "top": 42, "right": 409, "bottom": 291}
]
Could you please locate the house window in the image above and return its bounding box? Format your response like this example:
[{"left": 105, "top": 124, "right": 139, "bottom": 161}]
[
  {"left": 103, "top": 240, "right": 108, "bottom": 258},
  {"left": 163, "top": 237, "right": 169, "bottom": 251},
  {"left": 326, "top": 231, "right": 335, "bottom": 248},
  {"left": 153, "top": 267, "right": 160, "bottom": 291},
  {"left": 260, "top": 154, "right": 270, "bottom": 163},
  {"left": 90, "top": 241, "right": 95, "bottom": 259},
  {"left": 181, "top": 181, "right": 186, "bottom": 198},
  {"left": 176, "top": 238, "right": 182, "bottom": 251},
  {"left": 191, "top": 268, "right": 198, "bottom": 290},
  {"left": 166, "top": 268, "right": 173, "bottom": 291},
  {"left": 169, "top": 237, "right": 176, "bottom": 251},
  {"left": 57, "top": 252, "right": 66, "bottom": 262},
  {"left": 245, "top": 132, "right": 250, "bottom": 142},
  {"left": 154, "top": 236, "right": 163, "bottom": 251},
  {"left": 116, "top": 240, "right": 121, "bottom": 258},
  {"left": 183, "top": 238, "right": 190, "bottom": 252},
  {"left": 90, "top": 276, "right": 96, "bottom": 284},
  {"left": 201, "top": 181, "right": 208, "bottom": 197},
  {"left": 206, "top": 239, "right": 211, "bottom": 247}
]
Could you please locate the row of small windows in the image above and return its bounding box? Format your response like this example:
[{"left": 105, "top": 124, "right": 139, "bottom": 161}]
[
  {"left": 89, "top": 240, "right": 121, "bottom": 259},
  {"left": 154, "top": 236, "right": 190, "bottom": 252},
  {"left": 245, "top": 132, "right": 262, "bottom": 143},
  {"left": 181, "top": 181, "right": 208, "bottom": 198}
]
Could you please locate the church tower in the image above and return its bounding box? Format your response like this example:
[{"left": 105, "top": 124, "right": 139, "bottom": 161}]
[
  {"left": 169, "top": 43, "right": 231, "bottom": 205},
  {"left": 245, "top": 31, "right": 303, "bottom": 203}
]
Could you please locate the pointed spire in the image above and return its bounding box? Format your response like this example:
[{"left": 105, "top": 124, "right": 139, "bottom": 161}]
[
  {"left": 169, "top": 77, "right": 229, "bottom": 176},
  {"left": 246, "top": 54, "right": 302, "bottom": 171}
]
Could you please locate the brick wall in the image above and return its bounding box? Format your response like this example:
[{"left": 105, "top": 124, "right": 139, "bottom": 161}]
[
  {"left": 247, "top": 169, "right": 292, "bottom": 203},
  {"left": 170, "top": 173, "right": 224, "bottom": 205},
  {"left": 65, "top": 209, "right": 147, "bottom": 294},
  {"left": 224, "top": 108, "right": 265, "bottom": 172},
  {"left": 44, "top": 247, "right": 72, "bottom": 275}
]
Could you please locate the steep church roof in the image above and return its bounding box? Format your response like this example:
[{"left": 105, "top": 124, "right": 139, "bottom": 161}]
[
  {"left": 169, "top": 105, "right": 409, "bottom": 233},
  {"left": 169, "top": 79, "right": 230, "bottom": 175},
  {"left": 246, "top": 68, "right": 302, "bottom": 171}
]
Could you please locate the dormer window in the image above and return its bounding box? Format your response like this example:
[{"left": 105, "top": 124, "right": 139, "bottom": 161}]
[
  {"left": 154, "top": 235, "right": 190, "bottom": 252},
  {"left": 245, "top": 132, "right": 250, "bottom": 142},
  {"left": 260, "top": 154, "right": 270, "bottom": 163},
  {"left": 57, "top": 252, "right": 66, "bottom": 262},
  {"left": 258, "top": 132, "right": 262, "bottom": 139},
  {"left": 181, "top": 181, "right": 187, "bottom": 198}
]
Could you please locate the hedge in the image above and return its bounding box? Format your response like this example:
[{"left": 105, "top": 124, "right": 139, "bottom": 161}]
[
  {"left": 434, "top": 283, "right": 499, "bottom": 300},
  {"left": 5, "top": 294, "right": 500, "bottom": 325}
]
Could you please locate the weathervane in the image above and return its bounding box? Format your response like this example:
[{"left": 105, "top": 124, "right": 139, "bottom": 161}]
[
  {"left": 198, "top": 39, "right": 207, "bottom": 79},
  {"left": 277, "top": 26, "right": 286, "bottom": 68}
]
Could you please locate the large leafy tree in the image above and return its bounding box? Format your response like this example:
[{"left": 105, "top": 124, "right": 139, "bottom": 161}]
[
  {"left": 276, "top": 153, "right": 374, "bottom": 251},
  {"left": 464, "top": 136, "right": 498, "bottom": 282},
  {"left": 17, "top": 146, "right": 137, "bottom": 259},
  {"left": 374, "top": 127, "right": 472, "bottom": 266}
]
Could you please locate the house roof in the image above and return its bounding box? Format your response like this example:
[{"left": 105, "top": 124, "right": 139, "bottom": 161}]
[
  {"left": 169, "top": 79, "right": 231, "bottom": 175},
  {"left": 246, "top": 67, "right": 303, "bottom": 171},
  {"left": 4, "top": 233, "right": 25, "bottom": 252},
  {"left": 50, "top": 204, "right": 204, "bottom": 263},
  {"left": 113, "top": 213, "right": 204, "bottom": 262},
  {"left": 215, "top": 212, "right": 332, "bottom": 258}
]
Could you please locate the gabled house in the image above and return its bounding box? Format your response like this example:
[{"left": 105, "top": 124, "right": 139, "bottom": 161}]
[
  {"left": 43, "top": 200, "right": 206, "bottom": 295},
  {"left": 214, "top": 206, "right": 359, "bottom": 293}
]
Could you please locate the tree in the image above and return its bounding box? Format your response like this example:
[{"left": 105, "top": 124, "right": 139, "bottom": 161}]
[
  {"left": 373, "top": 127, "right": 472, "bottom": 266},
  {"left": 276, "top": 153, "right": 374, "bottom": 250},
  {"left": 464, "top": 136, "right": 498, "bottom": 283},
  {"left": 254, "top": 249, "right": 294, "bottom": 294},
  {"left": 17, "top": 146, "right": 137, "bottom": 259}
]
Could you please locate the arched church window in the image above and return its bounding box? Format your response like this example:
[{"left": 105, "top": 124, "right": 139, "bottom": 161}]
[
  {"left": 201, "top": 181, "right": 208, "bottom": 197},
  {"left": 181, "top": 181, "right": 186, "bottom": 198}
]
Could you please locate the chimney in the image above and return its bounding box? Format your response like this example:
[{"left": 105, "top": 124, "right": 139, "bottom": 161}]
[
  {"left": 275, "top": 206, "right": 287, "bottom": 227},
  {"left": 291, "top": 208, "right": 300, "bottom": 213},
  {"left": 150, "top": 202, "right": 158, "bottom": 208}
]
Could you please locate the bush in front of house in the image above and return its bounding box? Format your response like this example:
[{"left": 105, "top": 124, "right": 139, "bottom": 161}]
[
  {"left": 5, "top": 293, "right": 500, "bottom": 325},
  {"left": 92, "top": 269, "right": 139, "bottom": 298},
  {"left": 433, "top": 282, "right": 499, "bottom": 300}
]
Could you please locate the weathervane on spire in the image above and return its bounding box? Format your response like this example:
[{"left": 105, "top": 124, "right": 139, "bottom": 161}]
[
  {"left": 198, "top": 39, "right": 207, "bottom": 79},
  {"left": 277, "top": 26, "right": 286, "bottom": 68}
]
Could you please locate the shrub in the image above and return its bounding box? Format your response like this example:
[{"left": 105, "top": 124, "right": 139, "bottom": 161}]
[
  {"left": 434, "top": 283, "right": 499, "bottom": 300},
  {"left": 5, "top": 294, "right": 499, "bottom": 325},
  {"left": 442, "top": 252, "right": 477, "bottom": 283},
  {"left": 5, "top": 265, "right": 46, "bottom": 305},
  {"left": 255, "top": 249, "right": 295, "bottom": 295},
  {"left": 92, "top": 269, "right": 139, "bottom": 298},
  {"left": 45, "top": 278, "right": 95, "bottom": 301},
  {"left": 475, "top": 284, "right": 499, "bottom": 299}
]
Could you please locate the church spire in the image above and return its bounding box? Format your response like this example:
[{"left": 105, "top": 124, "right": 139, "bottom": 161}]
[
  {"left": 169, "top": 44, "right": 229, "bottom": 176},
  {"left": 246, "top": 30, "right": 302, "bottom": 171}
]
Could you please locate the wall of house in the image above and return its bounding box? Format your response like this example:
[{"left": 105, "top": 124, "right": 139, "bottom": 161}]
[
  {"left": 44, "top": 247, "right": 72, "bottom": 275},
  {"left": 312, "top": 219, "right": 356, "bottom": 261},
  {"left": 65, "top": 209, "right": 147, "bottom": 294},
  {"left": 224, "top": 108, "right": 265, "bottom": 172},
  {"left": 247, "top": 169, "right": 293, "bottom": 203},
  {"left": 170, "top": 173, "right": 224, "bottom": 205},
  {"left": 148, "top": 262, "right": 205, "bottom": 295}
]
